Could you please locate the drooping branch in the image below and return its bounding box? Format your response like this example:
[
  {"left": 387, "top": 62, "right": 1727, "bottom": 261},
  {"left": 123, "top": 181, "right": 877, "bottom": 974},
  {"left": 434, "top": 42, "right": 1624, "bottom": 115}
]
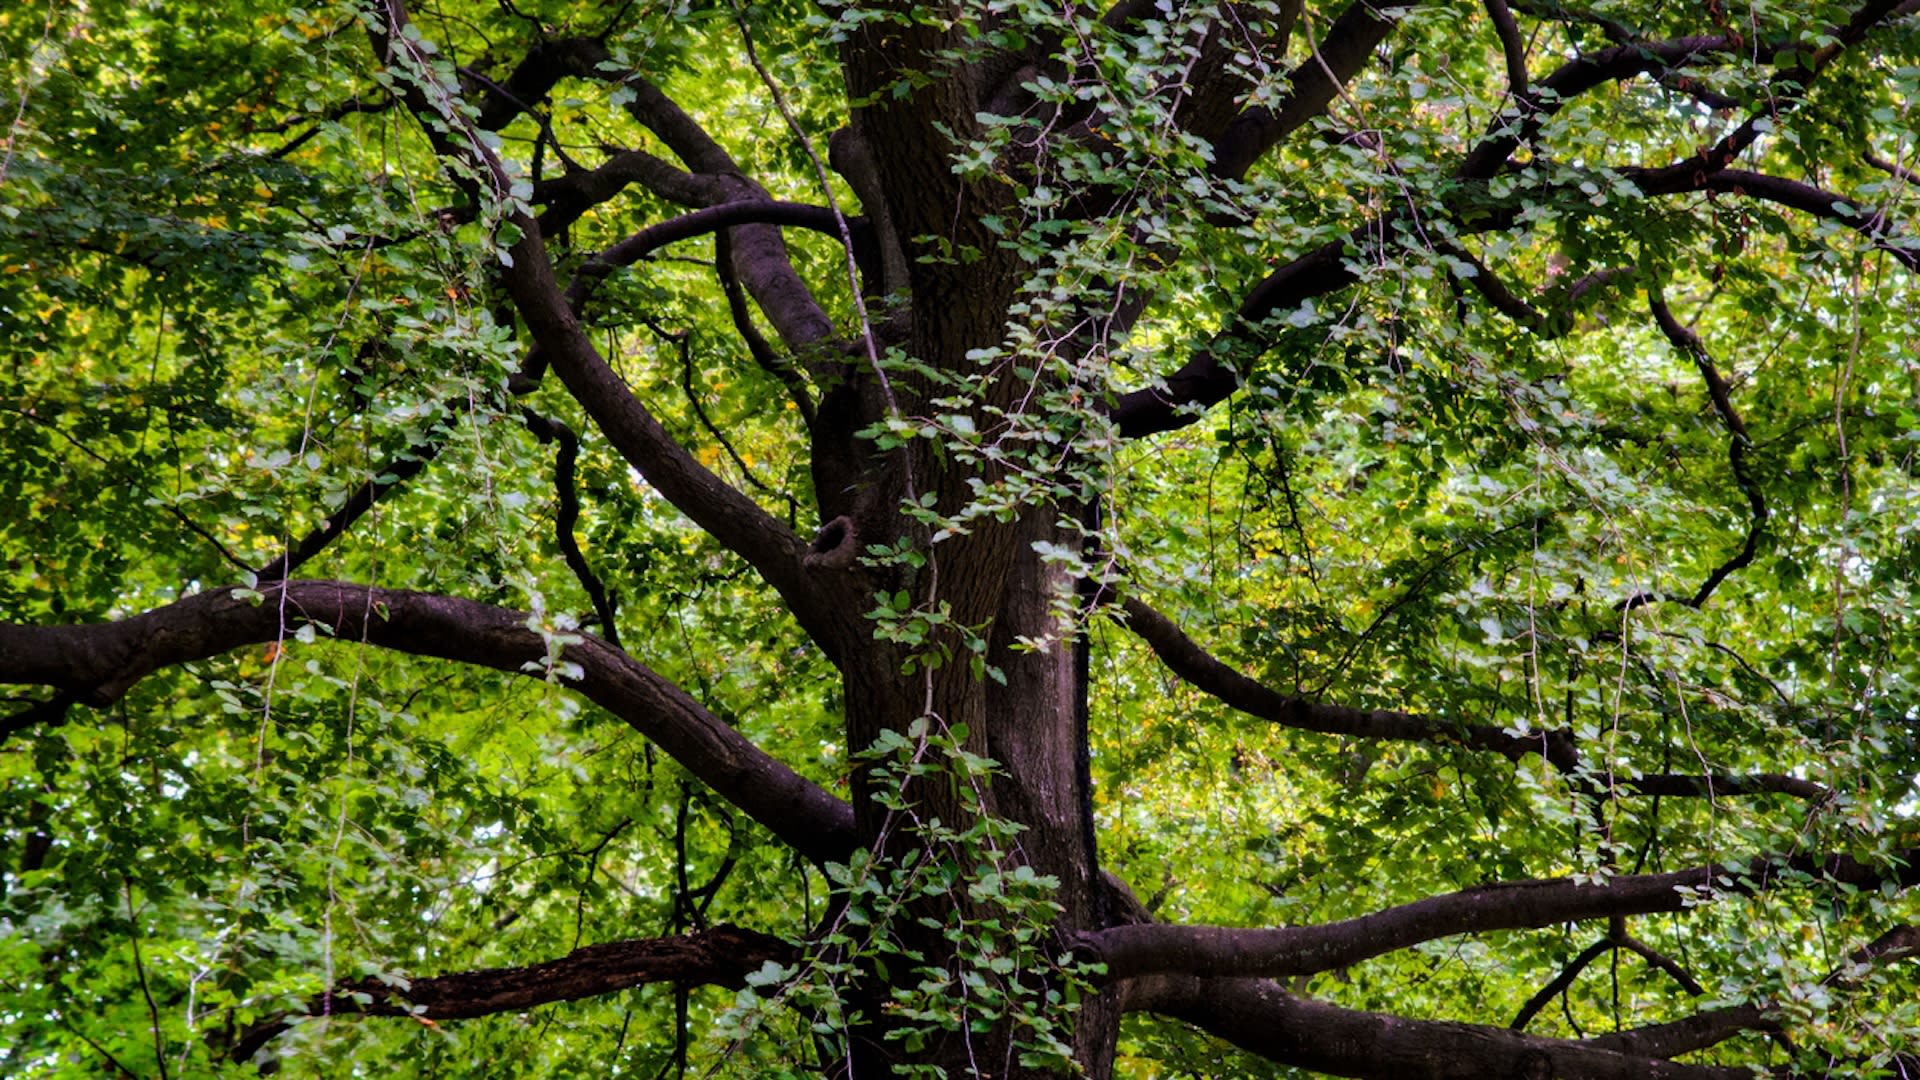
[
  {"left": 231, "top": 925, "right": 794, "bottom": 1062},
  {"left": 1123, "top": 975, "right": 1760, "bottom": 1079},
  {"left": 1117, "top": 595, "right": 1581, "bottom": 770},
  {"left": 0, "top": 581, "right": 856, "bottom": 864},
  {"left": 1079, "top": 848, "right": 1920, "bottom": 981},
  {"left": 520, "top": 409, "right": 623, "bottom": 650},
  {"left": 1647, "top": 290, "right": 1767, "bottom": 609}
]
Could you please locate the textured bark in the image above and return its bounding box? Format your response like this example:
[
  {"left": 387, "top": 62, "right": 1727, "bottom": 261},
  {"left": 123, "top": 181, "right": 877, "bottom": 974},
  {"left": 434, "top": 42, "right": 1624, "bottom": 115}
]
[
  {"left": 0, "top": 581, "right": 854, "bottom": 864},
  {"left": 1123, "top": 976, "right": 1761, "bottom": 1080},
  {"left": 231, "top": 926, "right": 792, "bottom": 1062},
  {"left": 1081, "top": 850, "right": 1920, "bottom": 981}
]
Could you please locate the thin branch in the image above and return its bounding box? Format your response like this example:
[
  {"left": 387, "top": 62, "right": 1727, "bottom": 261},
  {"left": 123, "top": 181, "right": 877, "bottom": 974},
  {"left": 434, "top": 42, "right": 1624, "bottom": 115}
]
[
  {"left": 1625, "top": 772, "right": 1827, "bottom": 801},
  {"left": 715, "top": 229, "right": 815, "bottom": 425},
  {"left": 1648, "top": 290, "right": 1767, "bottom": 609},
  {"left": 1618, "top": 933, "right": 1707, "bottom": 997},
  {"left": 258, "top": 402, "right": 451, "bottom": 582},
  {"left": 0, "top": 581, "right": 856, "bottom": 863},
  {"left": 265, "top": 98, "right": 394, "bottom": 160},
  {"left": 520, "top": 410, "right": 623, "bottom": 650},
  {"left": 1866, "top": 150, "right": 1920, "bottom": 183},
  {"left": 1512, "top": 936, "right": 1613, "bottom": 1030},
  {"left": 1118, "top": 595, "right": 1581, "bottom": 770}
]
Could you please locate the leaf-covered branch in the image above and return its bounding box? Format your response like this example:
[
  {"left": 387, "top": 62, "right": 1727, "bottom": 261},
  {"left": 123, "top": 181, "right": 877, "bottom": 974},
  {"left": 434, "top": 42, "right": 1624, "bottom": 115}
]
[{"left": 366, "top": 0, "right": 852, "bottom": 659}]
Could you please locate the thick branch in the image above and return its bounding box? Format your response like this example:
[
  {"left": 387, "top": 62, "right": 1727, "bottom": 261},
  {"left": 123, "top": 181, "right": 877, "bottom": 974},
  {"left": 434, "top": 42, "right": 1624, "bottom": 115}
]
[
  {"left": 1581, "top": 1005, "right": 1775, "bottom": 1060},
  {"left": 0, "top": 581, "right": 855, "bottom": 864},
  {"left": 1124, "top": 976, "right": 1759, "bottom": 1079},
  {"left": 1118, "top": 595, "right": 1580, "bottom": 770},
  {"left": 1695, "top": 169, "right": 1920, "bottom": 271},
  {"left": 1211, "top": 0, "right": 1414, "bottom": 181},
  {"left": 1080, "top": 848, "right": 1920, "bottom": 981},
  {"left": 353, "top": 924, "right": 792, "bottom": 1017},
  {"left": 1626, "top": 772, "right": 1826, "bottom": 801},
  {"left": 233, "top": 925, "right": 793, "bottom": 1061}
]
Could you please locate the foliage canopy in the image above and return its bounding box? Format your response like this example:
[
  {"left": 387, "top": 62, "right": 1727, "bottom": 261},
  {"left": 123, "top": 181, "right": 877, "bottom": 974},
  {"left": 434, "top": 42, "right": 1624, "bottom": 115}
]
[{"left": 5, "top": 0, "right": 1920, "bottom": 1076}]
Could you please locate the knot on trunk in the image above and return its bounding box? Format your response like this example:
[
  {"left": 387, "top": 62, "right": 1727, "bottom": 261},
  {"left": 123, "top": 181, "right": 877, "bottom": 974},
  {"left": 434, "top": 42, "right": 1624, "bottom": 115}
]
[{"left": 805, "top": 515, "right": 858, "bottom": 570}]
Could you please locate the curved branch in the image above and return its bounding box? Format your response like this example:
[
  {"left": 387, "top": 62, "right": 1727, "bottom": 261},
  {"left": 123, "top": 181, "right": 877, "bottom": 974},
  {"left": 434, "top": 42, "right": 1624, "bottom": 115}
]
[
  {"left": 1648, "top": 290, "right": 1767, "bottom": 609},
  {"left": 233, "top": 924, "right": 794, "bottom": 1062},
  {"left": 1080, "top": 848, "right": 1920, "bottom": 981},
  {"left": 520, "top": 409, "right": 623, "bottom": 650},
  {"left": 1211, "top": 0, "right": 1414, "bottom": 181},
  {"left": 1484, "top": 0, "right": 1530, "bottom": 97},
  {"left": 1697, "top": 169, "right": 1920, "bottom": 271},
  {"left": 1117, "top": 595, "right": 1581, "bottom": 770},
  {"left": 0, "top": 581, "right": 856, "bottom": 864},
  {"left": 1123, "top": 976, "right": 1760, "bottom": 1079},
  {"left": 366, "top": 0, "right": 852, "bottom": 661}
]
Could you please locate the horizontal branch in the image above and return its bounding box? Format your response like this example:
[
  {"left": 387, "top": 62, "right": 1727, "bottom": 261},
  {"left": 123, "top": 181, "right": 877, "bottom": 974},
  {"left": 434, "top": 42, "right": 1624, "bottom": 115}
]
[
  {"left": 233, "top": 925, "right": 793, "bottom": 1061},
  {"left": 1696, "top": 168, "right": 1920, "bottom": 271},
  {"left": 1080, "top": 848, "right": 1920, "bottom": 981},
  {"left": 0, "top": 581, "right": 855, "bottom": 864},
  {"left": 1626, "top": 772, "right": 1827, "bottom": 801},
  {"left": 1124, "top": 976, "right": 1759, "bottom": 1079},
  {"left": 1116, "top": 596, "right": 1580, "bottom": 770},
  {"left": 335, "top": 924, "right": 790, "bottom": 1019},
  {"left": 586, "top": 200, "right": 861, "bottom": 276}
]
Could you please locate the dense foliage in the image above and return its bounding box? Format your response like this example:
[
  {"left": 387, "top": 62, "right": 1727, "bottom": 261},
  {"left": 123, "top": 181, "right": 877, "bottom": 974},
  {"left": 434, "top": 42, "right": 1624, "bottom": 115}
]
[{"left": 4, "top": 0, "right": 1920, "bottom": 1076}]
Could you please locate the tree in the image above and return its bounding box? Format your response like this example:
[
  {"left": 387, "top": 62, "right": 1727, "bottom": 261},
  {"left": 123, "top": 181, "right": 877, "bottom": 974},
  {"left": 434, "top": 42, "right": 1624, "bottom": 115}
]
[{"left": 3, "top": 0, "right": 1920, "bottom": 1074}]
